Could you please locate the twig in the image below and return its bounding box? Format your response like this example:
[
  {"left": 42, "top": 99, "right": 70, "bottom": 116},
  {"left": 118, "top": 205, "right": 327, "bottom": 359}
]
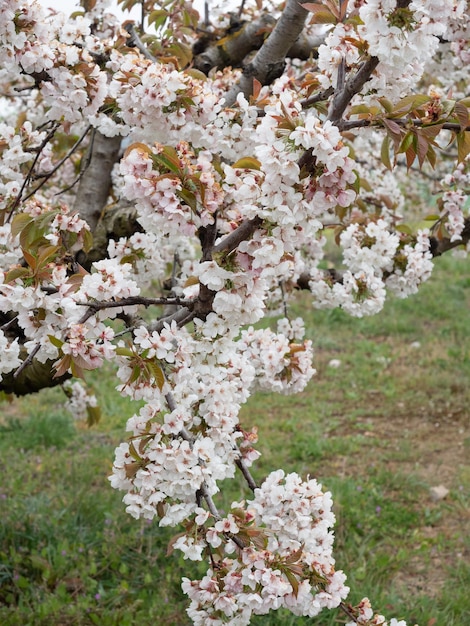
[
  {"left": 77, "top": 295, "right": 194, "bottom": 311},
  {"left": 32, "top": 125, "right": 91, "bottom": 182},
  {"left": 338, "top": 118, "right": 470, "bottom": 133},
  {"left": 339, "top": 601, "right": 360, "bottom": 623},
  {"left": 148, "top": 306, "right": 193, "bottom": 333},
  {"left": 328, "top": 55, "right": 380, "bottom": 124},
  {"left": 13, "top": 343, "right": 41, "bottom": 379},
  {"left": 300, "top": 86, "right": 334, "bottom": 108},
  {"left": 124, "top": 22, "right": 157, "bottom": 62},
  {"left": 213, "top": 217, "right": 262, "bottom": 255},
  {"left": 114, "top": 326, "right": 136, "bottom": 339},
  {"left": 0, "top": 315, "right": 19, "bottom": 332},
  {"left": 7, "top": 122, "right": 60, "bottom": 221},
  {"left": 235, "top": 457, "right": 258, "bottom": 492},
  {"left": 77, "top": 296, "right": 194, "bottom": 326},
  {"left": 279, "top": 280, "right": 289, "bottom": 319}
]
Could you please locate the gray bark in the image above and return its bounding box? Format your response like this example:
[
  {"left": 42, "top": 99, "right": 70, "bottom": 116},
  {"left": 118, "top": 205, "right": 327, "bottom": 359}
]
[
  {"left": 73, "top": 131, "right": 122, "bottom": 233},
  {"left": 224, "top": 0, "right": 309, "bottom": 106}
]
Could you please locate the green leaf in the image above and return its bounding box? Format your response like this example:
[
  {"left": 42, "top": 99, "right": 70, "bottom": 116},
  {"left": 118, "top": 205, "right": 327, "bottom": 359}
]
[
  {"left": 178, "top": 188, "right": 198, "bottom": 212},
  {"left": 456, "top": 131, "right": 470, "bottom": 163},
  {"left": 11, "top": 213, "right": 33, "bottom": 238},
  {"left": 184, "top": 68, "right": 208, "bottom": 82},
  {"left": 284, "top": 567, "right": 300, "bottom": 598},
  {"left": 426, "top": 144, "right": 437, "bottom": 169},
  {"left": 152, "top": 146, "right": 181, "bottom": 174},
  {"left": 36, "top": 244, "right": 60, "bottom": 268},
  {"left": 116, "top": 347, "right": 135, "bottom": 357},
  {"left": 349, "top": 104, "right": 371, "bottom": 115},
  {"left": 398, "top": 131, "right": 414, "bottom": 154},
  {"left": 381, "top": 134, "right": 392, "bottom": 170},
  {"left": 300, "top": 3, "right": 337, "bottom": 23},
  {"left": 86, "top": 404, "right": 101, "bottom": 427},
  {"left": 83, "top": 228, "right": 93, "bottom": 253},
  {"left": 48, "top": 335, "right": 64, "bottom": 349},
  {"left": 148, "top": 9, "right": 168, "bottom": 28},
  {"left": 128, "top": 440, "right": 140, "bottom": 461},
  {"left": 454, "top": 102, "right": 469, "bottom": 131},
  {"left": 23, "top": 249, "right": 37, "bottom": 271},
  {"left": 396, "top": 224, "right": 413, "bottom": 235},
  {"left": 129, "top": 364, "right": 142, "bottom": 385},
  {"left": 378, "top": 97, "right": 393, "bottom": 113},
  {"left": 441, "top": 99, "right": 456, "bottom": 117},
  {"left": 392, "top": 94, "right": 430, "bottom": 116},
  {"left": 416, "top": 132, "right": 428, "bottom": 169},
  {"left": 147, "top": 361, "right": 165, "bottom": 390},
  {"left": 4, "top": 267, "right": 31, "bottom": 283},
  {"left": 167, "top": 41, "right": 193, "bottom": 68},
  {"left": 231, "top": 157, "right": 261, "bottom": 170}
]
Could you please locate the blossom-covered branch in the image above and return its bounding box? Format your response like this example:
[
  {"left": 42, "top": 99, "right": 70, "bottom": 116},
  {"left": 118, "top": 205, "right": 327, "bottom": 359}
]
[{"left": 0, "top": 1, "right": 469, "bottom": 624}]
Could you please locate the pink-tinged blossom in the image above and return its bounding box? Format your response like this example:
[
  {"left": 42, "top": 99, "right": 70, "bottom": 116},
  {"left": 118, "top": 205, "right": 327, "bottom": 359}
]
[
  {"left": 345, "top": 597, "right": 408, "bottom": 625},
  {"left": 60, "top": 321, "right": 115, "bottom": 370},
  {"left": 182, "top": 471, "right": 349, "bottom": 623},
  {"left": 3, "top": 3, "right": 467, "bottom": 625},
  {"left": 238, "top": 327, "right": 315, "bottom": 394}
]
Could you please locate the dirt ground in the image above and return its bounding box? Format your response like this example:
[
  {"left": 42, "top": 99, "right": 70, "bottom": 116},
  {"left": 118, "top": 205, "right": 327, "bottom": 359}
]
[{"left": 336, "top": 400, "right": 470, "bottom": 599}]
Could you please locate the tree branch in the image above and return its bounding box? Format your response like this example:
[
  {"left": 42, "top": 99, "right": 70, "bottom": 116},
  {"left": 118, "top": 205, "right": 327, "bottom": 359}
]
[
  {"left": 77, "top": 296, "right": 194, "bottom": 324},
  {"left": 327, "top": 0, "right": 413, "bottom": 124},
  {"left": 295, "top": 218, "right": 470, "bottom": 292},
  {"left": 224, "top": 0, "right": 309, "bottom": 106},
  {"left": 235, "top": 457, "right": 258, "bottom": 491},
  {"left": 194, "top": 14, "right": 276, "bottom": 74},
  {"left": 124, "top": 22, "right": 157, "bottom": 62},
  {"left": 338, "top": 118, "right": 470, "bottom": 133},
  {"left": 194, "top": 14, "right": 323, "bottom": 75},
  {"left": 327, "top": 56, "right": 380, "bottom": 124},
  {"left": 72, "top": 130, "right": 122, "bottom": 233},
  {"left": 0, "top": 355, "right": 70, "bottom": 396},
  {"left": 213, "top": 217, "right": 263, "bottom": 255}
]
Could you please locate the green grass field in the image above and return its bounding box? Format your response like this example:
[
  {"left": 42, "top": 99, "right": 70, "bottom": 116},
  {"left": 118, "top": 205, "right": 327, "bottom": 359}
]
[{"left": 1, "top": 253, "right": 469, "bottom": 626}]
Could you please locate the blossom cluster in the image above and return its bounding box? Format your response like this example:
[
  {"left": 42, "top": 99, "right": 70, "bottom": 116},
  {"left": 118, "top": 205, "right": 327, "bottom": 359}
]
[
  {"left": 63, "top": 379, "right": 98, "bottom": 421},
  {"left": 110, "top": 318, "right": 315, "bottom": 524},
  {"left": 345, "top": 597, "right": 407, "bottom": 626},
  {"left": 2, "top": 1, "right": 469, "bottom": 625},
  {"left": 316, "top": 0, "right": 466, "bottom": 99},
  {"left": 182, "top": 471, "right": 349, "bottom": 625},
  {"left": 438, "top": 156, "right": 470, "bottom": 244},
  {"left": 309, "top": 221, "right": 434, "bottom": 316}
]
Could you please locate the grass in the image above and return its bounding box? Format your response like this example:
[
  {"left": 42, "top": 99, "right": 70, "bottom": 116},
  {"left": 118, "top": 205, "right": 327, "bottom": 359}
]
[{"left": 0, "top": 253, "right": 469, "bottom": 625}]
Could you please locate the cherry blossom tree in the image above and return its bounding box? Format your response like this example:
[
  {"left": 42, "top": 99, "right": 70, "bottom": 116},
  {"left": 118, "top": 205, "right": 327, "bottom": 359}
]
[{"left": 0, "top": 0, "right": 469, "bottom": 623}]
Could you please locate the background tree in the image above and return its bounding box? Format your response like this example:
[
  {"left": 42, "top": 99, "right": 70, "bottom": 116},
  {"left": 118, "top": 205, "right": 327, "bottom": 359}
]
[{"left": 0, "top": 0, "right": 469, "bottom": 624}]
